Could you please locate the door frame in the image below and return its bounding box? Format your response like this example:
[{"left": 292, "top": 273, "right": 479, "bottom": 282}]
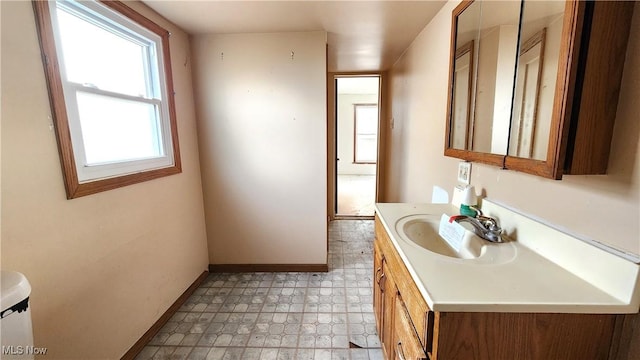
[{"left": 327, "top": 72, "right": 387, "bottom": 220}]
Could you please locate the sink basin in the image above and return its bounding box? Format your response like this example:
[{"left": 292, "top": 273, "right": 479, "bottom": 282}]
[{"left": 394, "top": 214, "right": 517, "bottom": 264}]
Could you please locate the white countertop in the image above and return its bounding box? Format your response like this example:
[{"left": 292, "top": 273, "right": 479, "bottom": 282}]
[{"left": 375, "top": 202, "right": 640, "bottom": 313}]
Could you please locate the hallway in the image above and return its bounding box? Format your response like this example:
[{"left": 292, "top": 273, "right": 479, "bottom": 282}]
[{"left": 336, "top": 175, "right": 376, "bottom": 217}]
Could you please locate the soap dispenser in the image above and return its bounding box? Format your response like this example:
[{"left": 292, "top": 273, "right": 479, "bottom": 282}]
[{"left": 459, "top": 185, "right": 478, "bottom": 217}]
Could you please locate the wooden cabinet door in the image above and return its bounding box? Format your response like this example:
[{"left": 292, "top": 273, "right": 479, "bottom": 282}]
[
  {"left": 382, "top": 268, "right": 397, "bottom": 360},
  {"left": 374, "top": 227, "right": 399, "bottom": 360},
  {"left": 394, "top": 293, "right": 428, "bottom": 360},
  {"left": 373, "top": 241, "right": 385, "bottom": 337}
]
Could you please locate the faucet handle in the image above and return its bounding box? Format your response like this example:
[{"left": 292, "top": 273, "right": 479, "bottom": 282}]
[
  {"left": 477, "top": 215, "right": 499, "bottom": 228},
  {"left": 486, "top": 222, "right": 501, "bottom": 231},
  {"left": 449, "top": 214, "right": 503, "bottom": 243},
  {"left": 448, "top": 215, "right": 465, "bottom": 223},
  {"left": 469, "top": 205, "right": 483, "bottom": 217}
]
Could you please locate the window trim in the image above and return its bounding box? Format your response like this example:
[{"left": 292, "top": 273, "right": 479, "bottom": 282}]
[
  {"left": 32, "top": 0, "right": 181, "bottom": 199},
  {"left": 352, "top": 103, "right": 378, "bottom": 164}
]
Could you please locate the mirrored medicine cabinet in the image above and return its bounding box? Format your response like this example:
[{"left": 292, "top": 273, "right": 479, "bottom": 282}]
[{"left": 444, "top": 0, "right": 635, "bottom": 179}]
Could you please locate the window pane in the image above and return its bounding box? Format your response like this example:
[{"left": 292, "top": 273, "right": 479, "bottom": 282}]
[
  {"left": 355, "top": 105, "right": 378, "bottom": 162},
  {"left": 355, "top": 106, "right": 378, "bottom": 134},
  {"left": 76, "top": 92, "right": 163, "bottom": 165},
  {"left": 56, "top": 4, "right": 150, "bottom": 97},
  {"left": 356, "top": 135, "right": 377, "bottom": 163}
]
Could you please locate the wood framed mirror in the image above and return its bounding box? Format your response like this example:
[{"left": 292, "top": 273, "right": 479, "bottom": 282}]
[
  {"left": 503, "top": 0, "right": 583, "bottom": 179},
  {"left": 444, "top": 0, "right": 520, "bottom": 168},
  {"left": 445, "top": 0, "right": 632, "bottom": 179}
]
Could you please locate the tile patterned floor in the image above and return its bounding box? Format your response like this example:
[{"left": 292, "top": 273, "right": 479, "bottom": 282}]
[{"left": 136, "top": 220, "right": 382, "bottom": 360}]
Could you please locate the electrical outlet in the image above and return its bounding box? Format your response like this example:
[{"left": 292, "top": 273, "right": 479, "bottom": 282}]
[{"left": 458, "top": 162, "right": 471, "bottom": 184}]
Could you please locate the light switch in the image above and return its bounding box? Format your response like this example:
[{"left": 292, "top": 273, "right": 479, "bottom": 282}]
[{"left": 458, "top": 162, "right": 471, "bottom": 184}]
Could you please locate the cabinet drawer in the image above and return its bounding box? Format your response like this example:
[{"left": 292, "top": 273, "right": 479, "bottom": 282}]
[{"left": 394, "top": 294, "right": 428, "bottom": 360}]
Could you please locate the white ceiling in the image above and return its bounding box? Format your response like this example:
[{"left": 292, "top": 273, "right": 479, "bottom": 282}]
[
  {"left": 336, "top": 76, "right": 380, "bottom": 94},
  {"left": 142, "top": 1, "right": 447, "bottom": 72}
]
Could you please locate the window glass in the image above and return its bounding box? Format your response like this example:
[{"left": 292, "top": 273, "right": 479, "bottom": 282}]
[
  {"left": 76, "top": 92, "right": 162, "bottom": 165},
  {"left": 355, "top": 105, "right": 378, "bottom": 163},
  {"left": 56, "top": 4, "right": 150, "bottom": 98}
]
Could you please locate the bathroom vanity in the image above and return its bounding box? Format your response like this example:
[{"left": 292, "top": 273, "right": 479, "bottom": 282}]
[{"left": 373, "top": 201, "right": 640, "bottom": 360}]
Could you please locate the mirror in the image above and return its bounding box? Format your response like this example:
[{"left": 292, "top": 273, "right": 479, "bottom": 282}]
[
  {"left": 509, "top": 1, "right": 566, "bottom": 160},
  {"left": 446, "top": 0, "right": 521, "bottom": 161},
  {"left": 451, "top": 41, "right": 474, "bottom": 150},
  {"left": 449, "top": 1, "right": 480, "bottom": 151},
  {"left": 509, "top": 29, "right": 545, "bottom": 158},
  {"left": 471, "top": 1, "right": 520, "bottom": 155},
  {"left": 446, "top": 0, "right": 628, "bottom": 179},
  {"left": 446, "top": 0, "right": 570, "bottom": 169}
]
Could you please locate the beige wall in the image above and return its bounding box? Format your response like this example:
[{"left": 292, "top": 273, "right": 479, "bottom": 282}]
[
  {"left": 337, "top": 93, "right": 378, "bottom": 175},
  {"left": 0, "top": 1, "right": 209, "bottom": 359},
  {"left": 385, "top": 1, "right": 640, "bottom": 257},
  {"left": 191, "top": 32, "right": 328, "bottom": 265}
]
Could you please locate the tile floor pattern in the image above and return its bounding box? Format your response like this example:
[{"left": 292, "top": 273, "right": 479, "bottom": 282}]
[{"left": 136, "top": 220, "right": 382, "bottom": 360}]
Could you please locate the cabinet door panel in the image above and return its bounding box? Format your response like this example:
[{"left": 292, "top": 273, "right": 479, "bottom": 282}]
[
  {"left": 382, "top": 266, "right": 397, "bottom": 360},
  {"left": 373, "top": 241, "right": 384, "bottom": 339},
  {"left": 435, "top": 312, "right": 616, "bottom": 359},
  {"left": 394, "top": 294, "right": 428, "bottom": 360},
  {"left": 375, "top": 217, "right": 431, "bottom": 351}
]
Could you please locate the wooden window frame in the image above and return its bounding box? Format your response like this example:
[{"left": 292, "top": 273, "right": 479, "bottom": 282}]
[
  {"left": 353, "top": 103, "right": 378, "bottom": 164},
  {"left": 32, "top": 0, "right": 181, "bottom": 199}
]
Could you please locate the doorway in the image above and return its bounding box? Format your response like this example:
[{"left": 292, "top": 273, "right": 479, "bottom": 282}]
[{"left": 333, "top": 76, "right": 380, "bottom": 218}]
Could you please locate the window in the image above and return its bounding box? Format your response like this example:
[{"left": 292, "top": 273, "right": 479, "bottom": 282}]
[
  {"left": 33, "top": 0, "right": 180, "bottom": 199},
  {"left": 353, "top": 104, "right": 378, "bottom": 164}
]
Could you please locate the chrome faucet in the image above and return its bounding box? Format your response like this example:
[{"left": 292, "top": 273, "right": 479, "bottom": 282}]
[{"left": 449, "top": 207, "right": 503, "bottom": 243}]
